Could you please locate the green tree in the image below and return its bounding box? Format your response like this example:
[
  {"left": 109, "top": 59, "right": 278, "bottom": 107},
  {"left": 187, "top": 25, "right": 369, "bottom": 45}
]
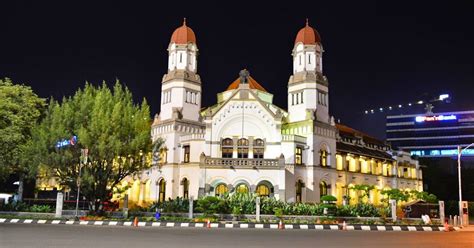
[
  {"left": 349, "top": 184, "right": 375, "bottom": 203},
  {"left": 0, "top": 78, "right": 45, "bottom": 199},
  {"left": 28, "top": 81, "right": 159, "bottom": 212}
]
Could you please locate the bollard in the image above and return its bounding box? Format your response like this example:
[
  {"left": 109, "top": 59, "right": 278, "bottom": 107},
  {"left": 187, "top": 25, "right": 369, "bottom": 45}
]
[
  {"left": 454, "top": 215, "right": 458, "bottom": 227},
  {"left": 55, "top": 192, "right": 63, "bottom": 218},
  {"left": 439, "top": 201, "right": 445, "bottom": 224},
  {"left": 449, "top": 215, "right": 452, "bottom": 225},
  {"left": 256, "top": 197, "right": 260, "bottom": 223},
  {"left": 188, "top": 196, "right": 194, "bottom": 219}
]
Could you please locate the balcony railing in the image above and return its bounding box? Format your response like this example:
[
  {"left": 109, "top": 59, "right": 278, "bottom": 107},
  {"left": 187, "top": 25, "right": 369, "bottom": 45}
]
[{"left": 201, "top": 157, "right": 284, "bottom": 169}]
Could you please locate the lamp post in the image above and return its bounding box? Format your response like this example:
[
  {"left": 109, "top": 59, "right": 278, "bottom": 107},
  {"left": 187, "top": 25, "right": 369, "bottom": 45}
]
[{"left": 457, "top": 143, "right": 474, "bottom": 226}]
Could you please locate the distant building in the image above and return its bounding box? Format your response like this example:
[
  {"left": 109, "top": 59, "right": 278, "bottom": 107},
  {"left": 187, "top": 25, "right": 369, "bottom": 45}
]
[{"left": 386, "top": 110, "right": 474, "bottom": 157}]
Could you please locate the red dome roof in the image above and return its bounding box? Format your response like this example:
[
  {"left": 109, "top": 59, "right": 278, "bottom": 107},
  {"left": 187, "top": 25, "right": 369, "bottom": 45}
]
[
  {"left": 227, "top": 76, "right": 267, "bottom": 92},
  {"left": 294, "top": 19, "right": 321, "bottom": 45},
  {"left": 170, "top": 18, "right": 196, "bottom": 45}
]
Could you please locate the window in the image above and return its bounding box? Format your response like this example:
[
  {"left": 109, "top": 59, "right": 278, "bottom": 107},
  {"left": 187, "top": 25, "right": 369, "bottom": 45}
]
[
  {"left": 320, "top": 150, "right": 328, "bottom": 167},
  {"left": 215, "top": 184, "right": 228, "bottom": 197},
  {"left": 158, "top": 179, "right": 166, "bottom": 203},
  {"left": 160, "top": 148, "right": 168, "bottom": 164},
  {"left": 319, "top": 181, "right": 328, "bottom": 199},
  {"left": 221, "top": 138, "right": 233, "bottom": 158},
  {"left": 295, "top": 147, "right": 303, "bottom": 165},
  {"left": 182, "top": 178, "right": 189, "bottom": 199},
  {"left": 253, "top": 138, "right": 264, "bottom": 158},
  {"left": 256, "top": 184, "right": 270, "bottom": 197},
  {"left": 308, "top": 54, "right": 311, "bottom": 64},
  {"left": 296, "top": 180, "right": 304, "bottom": 203},
  {"left": 299, "top": 55, "right": 302, "bottom": 65},
  {"left": 183, "top": 145, "right": 190, "bottom": 163},
  {"left": 179, "top": 53, "right": 182, "bottom": 63},
  {"left": 235, "top": 184, "right": 249, "bottom": 194},
  {"left": 237, "top": 138, "right": 249, "bottom": 158}
]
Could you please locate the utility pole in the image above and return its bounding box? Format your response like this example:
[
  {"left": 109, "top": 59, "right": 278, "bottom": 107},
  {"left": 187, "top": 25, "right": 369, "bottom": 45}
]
[{"left": 75, "top": 148, "right": 88, "bottom": 220}]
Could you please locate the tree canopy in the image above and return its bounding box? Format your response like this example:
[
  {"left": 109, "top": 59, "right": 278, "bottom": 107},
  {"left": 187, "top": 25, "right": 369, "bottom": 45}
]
[
  {"left": 0, "top": 78, "right": 45, "bottom": 182},
  {"left": 28, "top": 81, "right": 157, "bottom": 211}
]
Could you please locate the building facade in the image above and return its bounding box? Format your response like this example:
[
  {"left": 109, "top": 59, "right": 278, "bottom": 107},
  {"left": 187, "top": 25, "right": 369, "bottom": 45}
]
[
  {"left": 387, "top": 110, "right": 474, "bottom": 157},
  {"left": 123, "top": 20, "right": 423, "bottom": 207}
]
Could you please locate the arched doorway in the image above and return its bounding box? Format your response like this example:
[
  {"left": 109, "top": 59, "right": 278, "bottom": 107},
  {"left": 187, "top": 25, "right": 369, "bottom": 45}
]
[
  {"left": 296, "top": 180, "right": 304, "bottom": 203},
  {"left": 215, "top": 184, "right": 228, "bottom": 197},
  {"left": 256, "top": 180, "right": 273, "bottom": 197},
  {"left": 158, "top": 179, "right": 166, "bottom": 203},
  {"left": 181, "top": 178, "right": 189, "bottom": 199},
  {"left": 235, "top": 183, "right": 249, "bottom": 193},
  {"left": 319, "top": 181, "right": 328, "bottom": 199}
]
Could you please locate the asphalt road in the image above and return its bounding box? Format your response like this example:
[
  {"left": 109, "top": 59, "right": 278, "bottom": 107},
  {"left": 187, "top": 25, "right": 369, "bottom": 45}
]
[{"left": 1, "top": 223, "right": 473, "bottom": 248}]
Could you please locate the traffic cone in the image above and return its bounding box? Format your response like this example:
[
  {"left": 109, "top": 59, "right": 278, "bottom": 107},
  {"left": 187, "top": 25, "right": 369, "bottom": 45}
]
[
  {"left": 207, "top": 219, "right": 211, "bottom": 228},
  {"left": 133, "top": 217, "right": 138, "bottom": 227},
  {"left": 278, "top": 219, "right": 284, "bottom": 229},
  {"left": 342, "top": 221, "right": 347, "bottom": 231},
  {"left": 444, "top": 221, "right": 450, "bottom": 232}
]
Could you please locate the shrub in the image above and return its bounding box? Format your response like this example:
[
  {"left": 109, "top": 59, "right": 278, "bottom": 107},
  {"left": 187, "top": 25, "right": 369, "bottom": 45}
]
[
  {"left": 196, "top": 196, "right": 228, "bottom": 216},
  {"left": 320, "top": 195, "right": 337, "bottom": 202},
  {"left": 29, "top": 205, "right": 53, "bottom": 213}
]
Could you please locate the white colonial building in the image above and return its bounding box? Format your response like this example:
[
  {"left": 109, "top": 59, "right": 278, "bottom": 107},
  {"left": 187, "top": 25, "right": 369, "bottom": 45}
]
[{"left": 123, "top": 19, "right": 423, "bottom": 206}]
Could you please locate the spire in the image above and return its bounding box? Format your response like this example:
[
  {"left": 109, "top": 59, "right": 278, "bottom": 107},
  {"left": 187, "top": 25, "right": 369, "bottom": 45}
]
[
  {"left": 183, "top": 17, "right": 187, "bottom": 26},
  {"left": 306, "top": 18, "right": 309, "bottom": 27}
]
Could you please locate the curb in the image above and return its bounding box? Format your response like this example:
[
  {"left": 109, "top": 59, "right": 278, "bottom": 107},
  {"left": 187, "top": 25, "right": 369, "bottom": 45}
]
[{"left": 0, "top": 218, "right": 445, "bottom": 231}]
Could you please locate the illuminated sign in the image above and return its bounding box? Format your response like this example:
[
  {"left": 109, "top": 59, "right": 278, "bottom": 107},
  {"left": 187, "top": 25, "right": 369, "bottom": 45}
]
[
  {"left": 415, "top": 115, "right": 457, "bottom": 122},
  {"left": 56, "top": 135, "right": 77, "bottom": 148},
  {"left": 411, "top": 149, "right": 474, "bottom": 157}
]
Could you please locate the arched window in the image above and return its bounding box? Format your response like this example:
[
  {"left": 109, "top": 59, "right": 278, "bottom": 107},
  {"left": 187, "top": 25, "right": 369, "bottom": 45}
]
[
  {"left": 253, "top": 138, "right": 264, "bottom": 159},
  {"left": 221, "top": 138, "right": 233, "bottom": 158},
  {"left": 237, "top": 138, "right": 249, "bottom": 158},
  {"left": 182, "top": 178, "right": 189, "bottom": 199},
  {"left": 158, "top": 179, "right": 166, "bottom": 203},
  {"left": 215, "top": 184, "right": 228, "bottom": 197},
  {"left": 235, "top": 184, "right": 249, "bottom": 194},
  {"left": 296, "top": 180, "right": 304, "bottom": 203},
  {"left": 256, "top": 184, "right": 270, "bottom": 197},
  {"left": 320, "top": 150, "right": 328, "bottom": 167},
  {"left": 319, "top": 181, "right": 328, "bottom": 199}
]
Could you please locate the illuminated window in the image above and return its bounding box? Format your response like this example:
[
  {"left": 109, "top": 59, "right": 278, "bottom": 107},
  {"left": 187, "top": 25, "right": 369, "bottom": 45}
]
[
  {"left": 222, "top": 138, "right": 233, "bottom": 158},
  {"left": 336, "top": 155, "right": 343, "bottom": 170},
  {"left": 183, "top": 145, "right": 190, "bottom": 163},
  {"left": 256, "top": 184, "right": 270, "bottom": 197},
  {"left": 253, "top": 138, "right": 264, "bottom": 158},
  {"left": 237, "top": 138, "right": 249, "bottom": 158},
  {"left": 319, "top": 181, "right": 328, "bottom": 199},
  {"left": 235, "top": 184, "right": 249, "bottom": 194},
  {"left": 158, "top": 179, "right": 166, "bottom": 203},
  {"left": 182, "top": 178, "right": 189, "bottom": 199},
  {"left": 295, "top": 147, "right": 303, "bottom": 165},
  {"left": 215, "top": 184, "right": 228, "bottom": 197},
  {"left": 320, "top": 150, "right": 328, "bottom": 167}
]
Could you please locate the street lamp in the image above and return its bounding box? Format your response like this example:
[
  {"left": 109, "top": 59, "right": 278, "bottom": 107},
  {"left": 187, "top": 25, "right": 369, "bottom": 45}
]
[
  {"left": 457, "top": 143, "right": 474, "bottom": 226},
  {"left": 75, "top": 148, "right": 88, "bottom": 220}
]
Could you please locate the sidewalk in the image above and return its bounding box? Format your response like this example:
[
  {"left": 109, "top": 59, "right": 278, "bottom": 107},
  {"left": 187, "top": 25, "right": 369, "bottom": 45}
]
[{"left": 0, "top": 218, "right": 445, "bottom": 232}]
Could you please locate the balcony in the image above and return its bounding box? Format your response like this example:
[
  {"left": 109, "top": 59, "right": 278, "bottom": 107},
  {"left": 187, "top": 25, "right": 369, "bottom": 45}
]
[{"left": 200, "top": 156, "right": 285, "bottom": 169}]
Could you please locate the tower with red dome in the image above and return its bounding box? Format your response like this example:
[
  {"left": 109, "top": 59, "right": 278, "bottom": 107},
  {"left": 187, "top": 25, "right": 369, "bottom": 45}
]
[
  {"left": 159, "top": 18, "right": 202, "bottom": 123},
  {"left": 288, "top": 19, "right": 330, "bottom": 124}
]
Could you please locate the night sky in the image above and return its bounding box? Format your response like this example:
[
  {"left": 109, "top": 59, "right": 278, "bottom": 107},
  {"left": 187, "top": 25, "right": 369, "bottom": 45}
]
[{"left": 1, "top": 1, "right": 473, "bottom": 139}]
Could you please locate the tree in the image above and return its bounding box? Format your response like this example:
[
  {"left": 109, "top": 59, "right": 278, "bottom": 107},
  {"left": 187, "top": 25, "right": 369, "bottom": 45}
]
[
  {"left": 0, "top": 78, "right": 45, "bottom": 200},
  {"left": 28, "top": 81, "right": 159, "bottom": 212},
  {"left": 349, "top": 184, "right": 375, "bottom": 203}
]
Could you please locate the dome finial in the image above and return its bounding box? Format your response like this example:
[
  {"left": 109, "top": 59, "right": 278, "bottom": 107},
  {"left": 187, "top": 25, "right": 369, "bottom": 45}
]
[
  {"left": 183, "top": 17, "right": 187, "bottom": 26},
  {"left": 306, "top": 18, "right": 309, "bottom": 27}
]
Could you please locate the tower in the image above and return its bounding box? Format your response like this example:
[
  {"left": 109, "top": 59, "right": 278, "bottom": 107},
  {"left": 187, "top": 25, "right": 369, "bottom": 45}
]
[
  {"left": 159, "top": 18, "right": 202, "bottom": 122},
  {"left": 287, "top": 19, "right": 329, "bottom": 123}
]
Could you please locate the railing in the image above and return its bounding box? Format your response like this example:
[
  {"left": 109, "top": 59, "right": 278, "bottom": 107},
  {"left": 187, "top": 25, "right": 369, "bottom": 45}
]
[
  {"left": 281, "top": 134, "right": 307, "bottom": 143},
  {"left": 202, "top": 157, "right": 283, "bottom": 168},
  {"left": 179, "top": 133, "right": 205, "bottom": 142}
]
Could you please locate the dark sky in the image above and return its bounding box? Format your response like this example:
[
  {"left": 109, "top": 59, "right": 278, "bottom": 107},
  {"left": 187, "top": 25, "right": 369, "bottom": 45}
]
[{"left": 1, "top": 1, "right": 473, "bottom": 139}]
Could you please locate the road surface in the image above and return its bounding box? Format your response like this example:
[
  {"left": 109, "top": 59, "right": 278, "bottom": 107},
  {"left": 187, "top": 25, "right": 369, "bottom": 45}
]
[{"left": 1, "top": 223, "right": 473, "bottom": 248}]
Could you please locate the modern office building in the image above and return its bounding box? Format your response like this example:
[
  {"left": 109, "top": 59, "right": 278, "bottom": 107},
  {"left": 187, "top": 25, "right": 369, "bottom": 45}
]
[{"left": 386, "top": 110, "right": 474, "bottom": 157}]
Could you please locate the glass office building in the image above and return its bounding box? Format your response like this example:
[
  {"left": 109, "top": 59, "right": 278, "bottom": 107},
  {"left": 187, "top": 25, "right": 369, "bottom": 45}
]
[{"left": 386, "top": 110, "right": 474, "bottom": 157}]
